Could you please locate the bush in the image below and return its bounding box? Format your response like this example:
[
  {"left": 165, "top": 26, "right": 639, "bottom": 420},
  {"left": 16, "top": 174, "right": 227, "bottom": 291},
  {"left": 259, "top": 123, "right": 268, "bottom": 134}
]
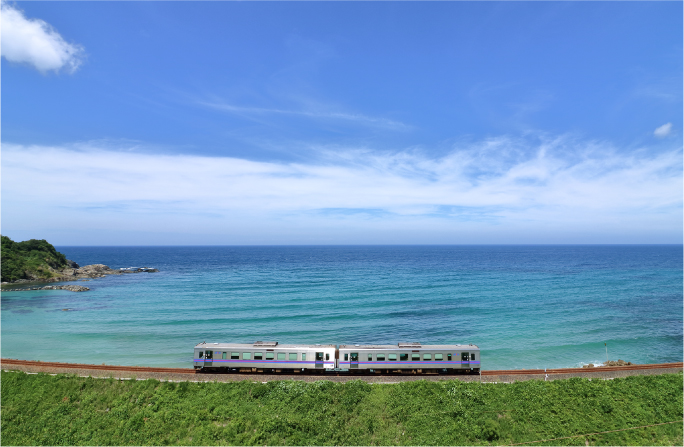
[{"left": 1, "top": 235, "right": 68, "bottom": 282}]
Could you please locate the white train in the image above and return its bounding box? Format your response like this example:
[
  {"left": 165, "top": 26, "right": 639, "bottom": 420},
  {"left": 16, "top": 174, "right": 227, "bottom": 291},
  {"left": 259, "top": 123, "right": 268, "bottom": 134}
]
[{"left": 194, "top": 341, "right": 480, "bottom": 373}]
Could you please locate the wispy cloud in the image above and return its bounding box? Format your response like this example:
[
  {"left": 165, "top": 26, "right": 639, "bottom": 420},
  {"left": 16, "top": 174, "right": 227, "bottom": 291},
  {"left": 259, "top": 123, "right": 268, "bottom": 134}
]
[
  {"left": 198, "top": 100, "right": 412, "bottom": 131},
  {"left": 1, "top": 1, "right": 84, "bottom": 73},
  {"left": 654, "top": 122, "right": 673, "bottom": 138},
  {"left": 2, "top": 134, "right": 681, "bottom": 244}
]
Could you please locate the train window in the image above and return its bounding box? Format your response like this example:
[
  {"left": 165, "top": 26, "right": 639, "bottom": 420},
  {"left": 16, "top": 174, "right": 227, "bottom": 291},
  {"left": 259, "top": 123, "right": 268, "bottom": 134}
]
[
  {"left": 447, "top": 354, "right": 452, "bottom": 361},
  {"left": 423, "top": 353, "right": 432, "bottom": 361},
  {"left": 412, "top": 354, "right": 420, "bottom": 361},
  {"left": 198, "top": 351, "right": 203, "bottom": 359},
  {"left": 344, "top": 353, "right": 348, "bottom": 361},
  {"left": 302, "top": 353, "right": 306, "bottom": 361},
  {"left": 316, "top": 352, "right": 324, "bottom": 361},
  {"left": 206, "top": 351, "right": 213, "bottom": 359},
  {"left": 222, "top": 352, "right": 227, "bottom": 360},
  {"left": 389, "top": 354, "right": 397, "bottom": 361},
  {"left": 243, "top": 352, "right": 252, "bottom": 360},
  {"left": 435, "top": 354, "right": 443, "bottom": 361},
  {"left": 368, "top": 354, "right": 373, "bottom": 361},
  {"left": 400, "top": 353, "right": 408, "bottom": 361},
  {"left": 377, "top": 354, "right": 385, "bottom": 361},
  {"left": 266, "top": 352, "right": 274, "bottom": 360},
  {"left": 461, "top": 353, "right": 469, "bottom": 362},
  {"left": 277, "top": 353, "right": 286, "bottom": 360},
  {"left": 254, "top": 352, "right": 263, "bottom": 360},
  {"left": 231, "top": 352, "right": 239, "bottom": 359},
  {"left": 471, "top": 353, "right": 475, "bottom": 361},
  {"left": 326, "top": 353, "right": 330, "bottom": 361},
  {"left": 289, "top": 353, "right": 297, "bottom": 361}
]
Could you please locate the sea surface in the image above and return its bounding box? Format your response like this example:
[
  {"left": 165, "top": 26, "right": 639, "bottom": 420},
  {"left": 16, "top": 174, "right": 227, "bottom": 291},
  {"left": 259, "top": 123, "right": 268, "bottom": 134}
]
[{"left": 2, "top": 245, "right": 682, "bottom": 370}]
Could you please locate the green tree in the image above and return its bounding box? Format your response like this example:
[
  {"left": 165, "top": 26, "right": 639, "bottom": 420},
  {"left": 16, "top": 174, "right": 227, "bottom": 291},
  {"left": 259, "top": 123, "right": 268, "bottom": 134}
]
[{"left": 1, "top": 235, "right": 68, "bottom": 282}]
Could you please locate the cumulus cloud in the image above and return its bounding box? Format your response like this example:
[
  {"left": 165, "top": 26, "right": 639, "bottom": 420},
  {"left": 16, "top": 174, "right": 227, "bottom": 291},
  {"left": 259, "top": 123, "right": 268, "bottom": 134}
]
[
  {"left": 2, "top": 134, "right": 681, "bottom": 244},
  {"left": 1, "top": 1, "right": 84, "bottom": 73},
  {"left": 654, "top": 123, "right": 672, "bottom": 138}
]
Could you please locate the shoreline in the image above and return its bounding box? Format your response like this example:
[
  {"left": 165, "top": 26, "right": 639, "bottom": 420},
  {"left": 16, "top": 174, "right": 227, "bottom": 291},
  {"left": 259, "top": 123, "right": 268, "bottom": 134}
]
[{"left": 1, "top": 264, "right": 158, "bottom": 291}]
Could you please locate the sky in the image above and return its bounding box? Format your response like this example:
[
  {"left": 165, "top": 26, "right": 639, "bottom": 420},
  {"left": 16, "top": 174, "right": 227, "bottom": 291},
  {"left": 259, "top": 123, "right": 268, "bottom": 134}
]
[{"left": 1, "top": 1, "right": 682, "bottom": 245}]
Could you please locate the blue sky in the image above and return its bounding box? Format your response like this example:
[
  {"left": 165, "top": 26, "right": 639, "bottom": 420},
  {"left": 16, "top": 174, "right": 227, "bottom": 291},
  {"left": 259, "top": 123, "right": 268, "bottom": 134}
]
[{"left": 2, "top": 1, "right": 682, "bottom": 245}]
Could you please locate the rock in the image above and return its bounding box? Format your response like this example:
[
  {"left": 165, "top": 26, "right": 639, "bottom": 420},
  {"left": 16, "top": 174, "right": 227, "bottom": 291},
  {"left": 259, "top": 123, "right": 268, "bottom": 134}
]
[
  {"left": 65, "top": 259, "right": 79, "bottom": 269},
  {"left": 2, "top": 285, "right": 89, "bottom": 292},
  {"left": 3, "top": 263, "right": 158, "bottom": 285},
  {"left": 602, "top": 360, "right": 634, "bottom": 367}
]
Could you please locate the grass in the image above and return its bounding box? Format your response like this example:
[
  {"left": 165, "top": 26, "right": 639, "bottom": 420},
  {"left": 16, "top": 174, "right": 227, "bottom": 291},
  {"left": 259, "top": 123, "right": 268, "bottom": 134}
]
[{"left": 1, "top": 370, "right": 682, "bottom": 445}]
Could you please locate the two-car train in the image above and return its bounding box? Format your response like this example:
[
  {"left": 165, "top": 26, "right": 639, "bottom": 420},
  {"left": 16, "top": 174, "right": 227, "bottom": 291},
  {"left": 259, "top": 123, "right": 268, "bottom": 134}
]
[{"left": 194, "top": 341, "right": 480, "bottom": 374}]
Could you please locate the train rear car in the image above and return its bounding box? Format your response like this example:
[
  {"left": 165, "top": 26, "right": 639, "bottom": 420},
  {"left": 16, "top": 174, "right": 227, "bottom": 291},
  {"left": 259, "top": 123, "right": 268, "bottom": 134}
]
[
  {"left": 194, "top": 341, "right": 336, "bottom": 372},
  {"left": 338, "top": 342, "right": 480, "bottom": 373}
]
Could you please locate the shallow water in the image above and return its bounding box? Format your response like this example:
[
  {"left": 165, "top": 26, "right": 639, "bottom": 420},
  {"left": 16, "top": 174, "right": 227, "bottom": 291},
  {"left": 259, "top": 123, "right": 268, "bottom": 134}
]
[{"left": 2, "top": 245, "right": 681, "bottom": 370}]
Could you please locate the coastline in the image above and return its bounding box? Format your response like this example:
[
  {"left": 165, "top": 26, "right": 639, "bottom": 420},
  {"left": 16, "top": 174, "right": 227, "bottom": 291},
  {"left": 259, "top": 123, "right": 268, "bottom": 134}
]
[{"left": 1, "top": 264, "right": 158, "bottom": 291}]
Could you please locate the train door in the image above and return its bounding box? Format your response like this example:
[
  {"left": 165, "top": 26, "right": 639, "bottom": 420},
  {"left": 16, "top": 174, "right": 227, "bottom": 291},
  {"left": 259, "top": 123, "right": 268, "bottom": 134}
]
[
  {"left": 350, "top": 352, "right": 359, "bottom": 369},
  {"left": 315, "top": 352, "right": 324, "bottom": 369},
  {"left": 461, "top": 352, "right": 469, "bottom": 369},
  {"left": 204, "top": 350, "right": 213, "bottom": 367}
]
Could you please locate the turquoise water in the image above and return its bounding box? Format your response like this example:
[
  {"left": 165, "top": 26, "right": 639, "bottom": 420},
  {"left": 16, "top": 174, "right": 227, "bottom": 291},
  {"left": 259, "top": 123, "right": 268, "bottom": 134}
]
[{"left": 2, "top": 245, "right": 681, "bottom": 370}]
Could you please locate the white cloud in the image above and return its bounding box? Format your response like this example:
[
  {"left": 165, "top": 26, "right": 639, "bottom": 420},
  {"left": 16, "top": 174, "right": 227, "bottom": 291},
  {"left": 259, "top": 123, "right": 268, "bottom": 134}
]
[
  {"left": 1, "top": 135, "right": 682, "bottom": 244},
  {"left": 654, "top": 122, "right": 672, "bottom": 138},
  {"left": 1, "top": 1, "right": 84, "bottom": 73}
]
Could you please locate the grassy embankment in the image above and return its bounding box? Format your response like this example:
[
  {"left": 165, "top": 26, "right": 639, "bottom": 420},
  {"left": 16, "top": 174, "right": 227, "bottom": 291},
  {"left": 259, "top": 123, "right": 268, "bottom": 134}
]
[
  {"left": 1, "top": 370, "right": 681, "bottom": 446},
  {"left": 1, "top": 235, "right": 69, "bottom": 282}
]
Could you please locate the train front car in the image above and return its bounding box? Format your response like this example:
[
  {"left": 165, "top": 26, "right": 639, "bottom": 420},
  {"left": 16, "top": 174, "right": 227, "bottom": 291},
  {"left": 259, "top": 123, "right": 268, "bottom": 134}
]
[
  {"left": 194, "top": 341, "right": 336, "bottom": 372},
  {"left": 338, "top": 342, "right": 480, "bottom": 373}
]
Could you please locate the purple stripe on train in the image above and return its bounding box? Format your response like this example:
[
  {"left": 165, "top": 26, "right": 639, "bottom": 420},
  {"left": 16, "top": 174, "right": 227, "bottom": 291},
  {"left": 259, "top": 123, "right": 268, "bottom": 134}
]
[{"left": 195, "top": 359, "right": 320, "bottom": 364}]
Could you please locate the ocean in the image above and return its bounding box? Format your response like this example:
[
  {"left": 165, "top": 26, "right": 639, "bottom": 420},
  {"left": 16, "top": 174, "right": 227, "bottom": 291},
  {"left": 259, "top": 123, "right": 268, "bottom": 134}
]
[{"left": 1, "top": 245, "right": 681, "bottom": 370}]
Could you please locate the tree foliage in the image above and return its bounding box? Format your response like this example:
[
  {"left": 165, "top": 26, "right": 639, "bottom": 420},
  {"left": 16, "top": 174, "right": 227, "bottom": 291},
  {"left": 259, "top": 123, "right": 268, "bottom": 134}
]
[{"left": 1, "top": 235, "right": 68, "bottom": 282}]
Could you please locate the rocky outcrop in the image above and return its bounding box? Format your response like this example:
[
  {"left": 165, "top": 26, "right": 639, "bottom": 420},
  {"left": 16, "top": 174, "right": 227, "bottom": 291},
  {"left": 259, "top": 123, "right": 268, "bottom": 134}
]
[
  {"left": 3, "top": 285, "right": 89, "bottom": 292},
  {"left": 1, "top": 264, "right": 158, "bottom": 286},
  {"left": 58, "top": 264, "right": 118, "bottom": 279},
  {"left": 583, "top": 359, "right": 633, "bottom": 368}
]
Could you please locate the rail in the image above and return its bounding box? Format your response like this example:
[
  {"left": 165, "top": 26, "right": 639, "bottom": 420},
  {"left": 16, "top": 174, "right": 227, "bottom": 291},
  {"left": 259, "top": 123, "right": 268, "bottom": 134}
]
[{"left": 2, "top": 358, "right": 681, "bottom": 376}]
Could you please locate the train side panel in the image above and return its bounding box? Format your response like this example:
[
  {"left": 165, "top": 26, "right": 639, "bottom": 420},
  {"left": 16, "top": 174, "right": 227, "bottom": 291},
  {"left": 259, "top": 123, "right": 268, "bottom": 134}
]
[
  {"left": 194, "top": 343, "right": 336, "bottom": 370},
  {"left": 338, "top": 344, "right": 480, "bottom": 372}
]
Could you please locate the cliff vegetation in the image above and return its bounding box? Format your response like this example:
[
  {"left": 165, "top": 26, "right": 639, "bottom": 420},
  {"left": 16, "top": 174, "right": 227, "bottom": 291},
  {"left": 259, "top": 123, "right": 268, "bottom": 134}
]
[{"left": 1, "top": 236, "right": 68, "bottom": 283}]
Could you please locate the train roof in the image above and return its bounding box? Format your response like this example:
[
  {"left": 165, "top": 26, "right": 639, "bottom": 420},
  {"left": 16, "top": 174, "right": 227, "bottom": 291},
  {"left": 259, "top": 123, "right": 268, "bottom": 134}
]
[
  {"left": 195, "top": 342, "right": 336, "bottom": 349},
  {"left": 338, "top": 344, "right": 479, "bottom": 350},
  {"left": 194, "top": 342, "right": 479, "bottom": 350}
]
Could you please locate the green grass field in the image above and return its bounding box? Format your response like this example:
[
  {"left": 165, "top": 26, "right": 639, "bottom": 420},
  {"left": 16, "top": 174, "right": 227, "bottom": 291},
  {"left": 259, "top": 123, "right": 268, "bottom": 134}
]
[{"left": 1, "top": 370, "right": 681, "bottom": 445}]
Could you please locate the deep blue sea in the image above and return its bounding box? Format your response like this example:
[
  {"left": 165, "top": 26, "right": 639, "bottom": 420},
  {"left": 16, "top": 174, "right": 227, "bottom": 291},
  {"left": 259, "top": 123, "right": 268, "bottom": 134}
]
[{"left": 2, "top": 246, "right": 682, "bottom": 370}]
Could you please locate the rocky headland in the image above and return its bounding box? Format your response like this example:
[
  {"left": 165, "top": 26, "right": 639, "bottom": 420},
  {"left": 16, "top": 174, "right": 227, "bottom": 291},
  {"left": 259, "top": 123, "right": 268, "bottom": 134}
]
[
  {"left": 1, "top": 263, "right": 158, "bottom": 291},
  {"left": 1, "top": 235, "right": 157, "bottom": 291}
]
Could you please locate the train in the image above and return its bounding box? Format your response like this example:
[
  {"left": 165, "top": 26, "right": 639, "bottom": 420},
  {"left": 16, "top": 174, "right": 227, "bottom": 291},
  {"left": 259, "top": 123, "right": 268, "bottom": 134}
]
[{"left": 194, "top": 341, "right": 480, "bottom": 374}]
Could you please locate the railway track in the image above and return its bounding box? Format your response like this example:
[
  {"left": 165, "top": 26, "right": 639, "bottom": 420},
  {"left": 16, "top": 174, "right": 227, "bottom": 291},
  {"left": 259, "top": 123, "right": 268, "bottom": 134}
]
[
  {"left": 1, "top": 359, "right": 196, "bottom": 375},
  {"left": 480, "top": 362, "right": 683, "bottom": 375},
  {"left": 2, "top": 358, "right": 681, "bottom": 377}
]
